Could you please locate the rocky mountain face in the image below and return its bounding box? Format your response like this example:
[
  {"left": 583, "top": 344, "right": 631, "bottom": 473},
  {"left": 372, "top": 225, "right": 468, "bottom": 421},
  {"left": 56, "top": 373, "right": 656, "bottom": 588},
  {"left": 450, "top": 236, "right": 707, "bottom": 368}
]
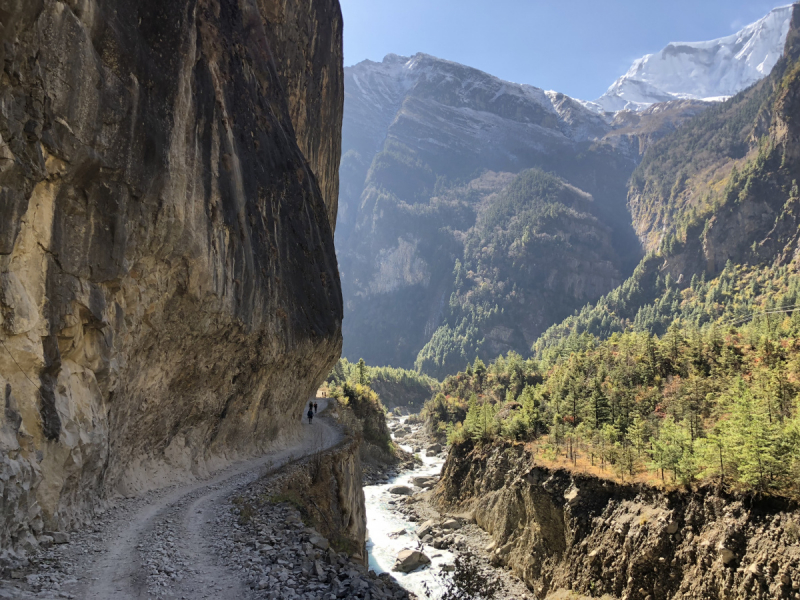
[
  {"left": 337, "top": 53, "right": 643, "bottom": 374},
  {"left": 436, "top": 441, "right": 800, "bottom": 600},
  {"left": 0, "top": 0, "right": 343, "bottom": 563},
  {"left": 593, "top": 5, "right": 794, "bottom": 113}
]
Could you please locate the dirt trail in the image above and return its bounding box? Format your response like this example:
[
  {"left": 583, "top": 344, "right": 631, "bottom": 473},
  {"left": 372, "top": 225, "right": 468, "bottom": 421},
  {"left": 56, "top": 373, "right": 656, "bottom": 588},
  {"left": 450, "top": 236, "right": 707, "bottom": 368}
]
[{"left": 3, "top": 399, "right": 341, "bottom": 600}]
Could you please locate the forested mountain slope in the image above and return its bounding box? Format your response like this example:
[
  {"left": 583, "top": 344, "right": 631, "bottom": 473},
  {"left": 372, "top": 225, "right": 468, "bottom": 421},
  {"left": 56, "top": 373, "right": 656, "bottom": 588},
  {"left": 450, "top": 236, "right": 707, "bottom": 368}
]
[
  {"left": 337, "top": 54, "right": 644, "bottom": 372},
  {"left": 414, "top": 169, "right": 623, "bottom": 378},
  {"left": 536, "top": 4, "right": 800, "bottom": 353}
]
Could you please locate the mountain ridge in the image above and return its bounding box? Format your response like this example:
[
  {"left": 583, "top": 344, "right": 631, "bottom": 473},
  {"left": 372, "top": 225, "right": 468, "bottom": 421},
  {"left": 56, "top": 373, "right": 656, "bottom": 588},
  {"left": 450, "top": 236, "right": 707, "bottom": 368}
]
[{"left": 592, "top": 4, "right": 794, "bottom": 112}]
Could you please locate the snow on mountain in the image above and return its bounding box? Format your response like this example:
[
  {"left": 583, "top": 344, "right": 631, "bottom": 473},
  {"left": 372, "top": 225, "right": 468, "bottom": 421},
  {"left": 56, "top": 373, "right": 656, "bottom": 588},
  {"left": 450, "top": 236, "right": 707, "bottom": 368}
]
[
  {"left": 593, "top": 4, "right": 793, "bottom": 113},
  {"left": 344, "top": 52, "right": 611, "bottom": 148}
]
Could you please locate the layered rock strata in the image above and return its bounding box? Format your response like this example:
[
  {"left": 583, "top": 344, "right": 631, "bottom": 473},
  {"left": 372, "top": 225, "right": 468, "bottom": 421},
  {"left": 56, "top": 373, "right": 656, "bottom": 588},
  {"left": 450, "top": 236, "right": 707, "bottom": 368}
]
[{"left": 0, "top": 0, "right": 343, "bottom": 565}]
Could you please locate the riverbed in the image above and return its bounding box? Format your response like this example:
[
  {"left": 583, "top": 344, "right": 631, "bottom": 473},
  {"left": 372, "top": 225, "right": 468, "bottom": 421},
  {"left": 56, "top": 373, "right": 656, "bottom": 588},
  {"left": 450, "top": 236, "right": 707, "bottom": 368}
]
[{"left": 364, "top": 436, "right": 450, "bottom": 599}]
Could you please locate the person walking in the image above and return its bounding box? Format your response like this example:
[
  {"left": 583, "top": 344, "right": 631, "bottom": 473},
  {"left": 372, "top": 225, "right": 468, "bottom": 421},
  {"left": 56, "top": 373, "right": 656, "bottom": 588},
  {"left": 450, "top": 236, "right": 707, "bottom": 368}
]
[
  {"left": 313, "top": 402, "right": 318, "bottom": 414},
  {"left": 307, "top": 402, "right": 314, "bottom": 424}
]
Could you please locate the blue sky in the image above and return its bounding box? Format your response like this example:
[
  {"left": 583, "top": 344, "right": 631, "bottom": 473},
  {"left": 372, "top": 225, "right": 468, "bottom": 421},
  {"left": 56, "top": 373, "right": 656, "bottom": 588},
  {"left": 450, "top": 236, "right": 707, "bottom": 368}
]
[{"left": 340, "top": 0, "right": 790, "bottom": 101}]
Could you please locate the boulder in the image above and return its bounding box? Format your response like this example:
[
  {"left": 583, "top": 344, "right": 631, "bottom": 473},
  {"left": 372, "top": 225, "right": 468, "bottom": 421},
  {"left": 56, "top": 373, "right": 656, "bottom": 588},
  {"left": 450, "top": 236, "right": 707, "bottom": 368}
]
[
  {"left": 48, "top": 532, "right": 70, "bottom": 545},
  {"left": 717, "top": 544, "right": 736, "bottom": 565},
  {"left": 393, "top": 549, "right": 431, "bottom": 573},
  {"left": 441, "top": 518, "right": 462, "bottom": 530},
  {"left": 417, "top": 519, "right": 436, "bottom": 538},
  {"left": 388, "top": 485, "right": 414, "bottom": 496},
  {"left": 410, "top": 476, "right": 435, "bottom": 487},
  {"left": 666, "top": 520, "right": 679, "bottom": 535},
  {"left": 309, "top": 535, "right": 329, "bottom": 550}
]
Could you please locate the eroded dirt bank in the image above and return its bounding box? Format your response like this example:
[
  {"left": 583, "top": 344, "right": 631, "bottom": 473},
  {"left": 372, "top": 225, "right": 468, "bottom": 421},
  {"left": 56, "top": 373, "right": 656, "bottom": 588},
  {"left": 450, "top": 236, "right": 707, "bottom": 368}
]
[{"left": 434, "top": 440, "right": 800, "bottom": 600}]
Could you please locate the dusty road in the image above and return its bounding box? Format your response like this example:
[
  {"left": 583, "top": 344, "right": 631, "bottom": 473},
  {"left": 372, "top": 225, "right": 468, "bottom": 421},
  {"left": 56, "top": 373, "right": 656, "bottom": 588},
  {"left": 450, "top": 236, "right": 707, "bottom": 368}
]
[{"left": 2, "top": 399, "right": 341, "bottom": 600}]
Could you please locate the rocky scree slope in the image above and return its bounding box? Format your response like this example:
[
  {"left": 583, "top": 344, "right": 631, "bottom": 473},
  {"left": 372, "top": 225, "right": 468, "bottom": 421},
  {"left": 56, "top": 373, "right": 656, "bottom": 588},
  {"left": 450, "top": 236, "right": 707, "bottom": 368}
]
[
  {"left": 436, "top": 440, "right": 800, "bottom": 600},
  {"left": 0, "top": 0, "right": 343, "bottom": 567}
]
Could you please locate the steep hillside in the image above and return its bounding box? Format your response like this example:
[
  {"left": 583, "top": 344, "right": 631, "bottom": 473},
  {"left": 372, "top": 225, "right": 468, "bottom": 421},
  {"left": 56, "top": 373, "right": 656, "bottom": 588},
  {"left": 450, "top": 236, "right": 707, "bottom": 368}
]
[
  {"left": 534, "top": 3, "right": 800, "bottom": 352},
  {"left": 0, "top": 0, "right": 343, "bottom": 562},
  {"left": 327, "top": 357, "right": 438, "bottom": 412},
  {"left": 338, "top": 54, "right": 642, "bottom": 372},
  {"left": 630, "top": 4, "right": 800, "bottom": 267},
  {"left": 437, "top": 442, "right": 800, "bottom": 600},
  {"left": 415, "top": 169, "right": 623, "bottom": 378}
]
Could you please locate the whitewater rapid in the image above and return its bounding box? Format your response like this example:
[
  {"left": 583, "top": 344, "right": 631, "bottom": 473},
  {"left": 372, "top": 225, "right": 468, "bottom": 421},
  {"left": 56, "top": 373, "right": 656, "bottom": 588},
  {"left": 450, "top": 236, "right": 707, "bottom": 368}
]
[{"left": 364, "top": 433, "right": 451, "bottom": 598}]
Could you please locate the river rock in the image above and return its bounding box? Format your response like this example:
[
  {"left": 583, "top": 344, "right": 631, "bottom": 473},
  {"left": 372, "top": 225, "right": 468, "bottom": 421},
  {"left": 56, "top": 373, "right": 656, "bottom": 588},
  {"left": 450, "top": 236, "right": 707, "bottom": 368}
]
[
  {"left": 393, "top": 549, "right": 431, "bottom": 573},
  {"left": 410, "top": 476, "right": 438, "bottom": 490},
  {"left": 441, "top": 518, "right": 462, "bottom": 530},
  {"left": 388, "top": 485, "right": 414, "bottom": 496},
  {"left": 388, "top": 529, "right": 407, "bottom": 538},
  {"left": 417, "top": 519, "right": 436, "bottom": 538}
]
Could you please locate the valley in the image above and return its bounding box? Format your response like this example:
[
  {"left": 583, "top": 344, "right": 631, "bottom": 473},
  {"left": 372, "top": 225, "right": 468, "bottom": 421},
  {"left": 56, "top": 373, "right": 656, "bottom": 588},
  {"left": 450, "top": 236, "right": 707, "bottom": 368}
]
[{"left": 3, "top": 1, "right": 800, "bottom": 600}]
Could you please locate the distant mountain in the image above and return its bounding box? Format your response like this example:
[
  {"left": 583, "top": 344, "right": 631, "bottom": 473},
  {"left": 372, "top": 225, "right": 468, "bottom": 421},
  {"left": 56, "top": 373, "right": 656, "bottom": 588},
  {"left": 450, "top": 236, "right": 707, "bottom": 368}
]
[
  {"left": 337, "top": 53, "right": 644, "bottom": 374},
  {"left": 535, "top": 3, "right": 800, "bottom": 352},
  {"left": 592, "top": 5, "right": 793, "bottom": 113},
  {"left": 336, "top": 5, "right": 799, "bottom": 378}
]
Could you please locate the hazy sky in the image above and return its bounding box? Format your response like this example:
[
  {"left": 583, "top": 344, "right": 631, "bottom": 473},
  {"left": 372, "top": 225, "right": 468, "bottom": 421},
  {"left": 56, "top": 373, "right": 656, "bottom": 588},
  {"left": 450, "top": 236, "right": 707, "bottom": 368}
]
[{"left": 339, "top": 0, "right": 791, "bottom": 101}]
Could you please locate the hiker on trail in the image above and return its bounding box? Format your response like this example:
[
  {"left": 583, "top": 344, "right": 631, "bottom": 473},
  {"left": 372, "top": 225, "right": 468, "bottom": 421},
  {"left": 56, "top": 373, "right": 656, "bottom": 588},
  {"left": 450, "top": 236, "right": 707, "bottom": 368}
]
[
  {"left": 314, "top": 402, "right": 318, "bottom": 413},
  {"left": 307, "top": 402, "right": 314, "bottom": 424}
]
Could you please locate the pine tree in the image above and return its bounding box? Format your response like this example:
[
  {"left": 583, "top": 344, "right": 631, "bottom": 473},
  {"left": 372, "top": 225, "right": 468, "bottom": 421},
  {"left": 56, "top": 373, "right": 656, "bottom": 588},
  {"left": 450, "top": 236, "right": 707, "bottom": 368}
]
[
  {"left": 356, "top": 358, "right": 371, "bottom": 386},
  {"left": 626, "top": 414, "right": 649, "bottom": 459},
  {"left": 723, "top": 379, "right": 785, "bottom": 490}
]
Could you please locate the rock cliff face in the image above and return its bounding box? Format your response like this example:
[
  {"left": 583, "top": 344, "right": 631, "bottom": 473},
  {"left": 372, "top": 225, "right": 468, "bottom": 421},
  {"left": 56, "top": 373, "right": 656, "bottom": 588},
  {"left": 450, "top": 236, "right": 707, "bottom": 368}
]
[
  {"left": 0, "top": 0, "right": 343, "bottom": 564},
  {"left": 275, "top": 438, "right": 367, "bottom": 563},
  {"left": 437, "top": 441, "right": 800, "bottom": 600}
]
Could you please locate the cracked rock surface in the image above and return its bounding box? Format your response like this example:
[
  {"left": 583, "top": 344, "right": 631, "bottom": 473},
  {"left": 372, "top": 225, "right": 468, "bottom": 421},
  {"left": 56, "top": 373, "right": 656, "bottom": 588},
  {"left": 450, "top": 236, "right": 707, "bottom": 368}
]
[{"left": 0, "top": 0, "right": 344, "bottom": 566}]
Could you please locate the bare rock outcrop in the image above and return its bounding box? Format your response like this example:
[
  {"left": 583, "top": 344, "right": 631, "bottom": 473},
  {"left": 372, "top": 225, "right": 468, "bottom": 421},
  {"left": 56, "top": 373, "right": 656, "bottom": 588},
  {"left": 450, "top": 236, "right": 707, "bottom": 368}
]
[
  {"left": 436, "top": 440, "right": 800, "bottom": 600},
  {"left": 267, "top": 436, "right": 368, "bottom": 563},
  {"left": 0, "top": 0, "right": 343, "bottom": 566}
]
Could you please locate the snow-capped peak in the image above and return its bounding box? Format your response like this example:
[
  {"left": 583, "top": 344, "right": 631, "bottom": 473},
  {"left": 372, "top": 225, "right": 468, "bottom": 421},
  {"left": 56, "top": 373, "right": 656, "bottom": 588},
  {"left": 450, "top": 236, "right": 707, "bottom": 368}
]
[{"left": 593, "top": 4, "right": 794, "bottom": 113}]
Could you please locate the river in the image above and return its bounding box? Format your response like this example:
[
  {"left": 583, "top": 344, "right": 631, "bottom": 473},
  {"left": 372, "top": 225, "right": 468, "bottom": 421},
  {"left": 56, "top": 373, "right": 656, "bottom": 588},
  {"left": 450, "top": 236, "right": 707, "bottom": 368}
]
[{"left": 364, "top": 428, "right": 451, "bottom": 599}]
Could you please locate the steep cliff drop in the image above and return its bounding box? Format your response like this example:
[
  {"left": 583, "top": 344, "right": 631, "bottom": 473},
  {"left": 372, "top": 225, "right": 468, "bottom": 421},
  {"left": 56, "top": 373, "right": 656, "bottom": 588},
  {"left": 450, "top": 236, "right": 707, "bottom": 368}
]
[
  {"left": 0, "top": 0, "right": 343, "bottom": 568},
  {"left": 436, "top": 441, "right": 800, "bottom": 600}
]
